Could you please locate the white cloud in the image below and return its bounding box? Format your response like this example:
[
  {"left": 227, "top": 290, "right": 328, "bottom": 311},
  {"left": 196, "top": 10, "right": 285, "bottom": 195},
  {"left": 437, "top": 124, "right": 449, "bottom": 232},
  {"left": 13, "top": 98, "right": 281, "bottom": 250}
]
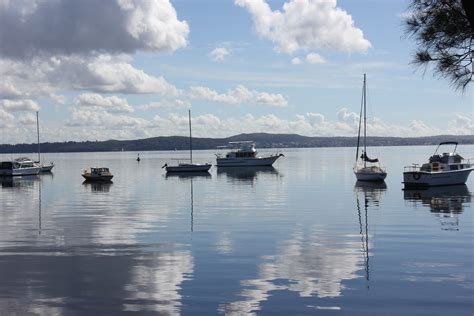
[
  {"left": 235, "top": 0, "right": 371, "bottom": 54},
  {"left": 17, "top": 112, "right": 37, "bottom": 125},
  {"left": 139, "top": 99, "right": 191, "bottom": 110},
  {"left": 0, "top": 0, "right": 189, "bottom": 59},
  {"left": 209, "top": 47, "right": 230, "bottom": 61},
  {"left": 256, "top": 92, "right": 287, "bottom": 107},
  {"left": 189, "top": 84, "right": 288, "bottom": 107},
  {"left": 0, "top": 55, "right": 180, "bottom": 99},
  {"left": 447, "top": 115, "right": 473, "bottom": 135},
  {"left": 76, "top": 93, "right": 133, "bottom": 113},
  {"left": 291, "top": 57, "right": 302, "bottom": 65},
  {"left": 67, "top": 108, "right": 148, "bottom": 129},
  {"left": 0, "top": 109, "right": 15, "bottom": 128},
  {"left": 306, "top": 52, "right": 325, "bottom": 64},
  {"left": 1, "top": 110, "right": 471, "bottom": 144},
  {"left": 0, "top": 99, "right": 40, "bottom": 112}
]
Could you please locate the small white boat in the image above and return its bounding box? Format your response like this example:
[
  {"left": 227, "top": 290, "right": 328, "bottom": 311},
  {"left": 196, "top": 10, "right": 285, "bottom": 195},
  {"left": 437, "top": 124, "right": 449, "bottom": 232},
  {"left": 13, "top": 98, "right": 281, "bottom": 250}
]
[
  {"left": 82, "top": 167, "right": 114, "bottom": 182},
  {"left": 164, "top": 110, "right": 212, "bottom": 173},
  {"left": 0, "top": 160, "right": 42, "bottom": 176},
  {"left": 403, "top": 142, "right": 473, "bottom": 187},
  {"left": 216, "top": 141, "right": 283, "bottom": 167},
  {"left": 353, "top": 74, "right": 387, "bottom": 182}
]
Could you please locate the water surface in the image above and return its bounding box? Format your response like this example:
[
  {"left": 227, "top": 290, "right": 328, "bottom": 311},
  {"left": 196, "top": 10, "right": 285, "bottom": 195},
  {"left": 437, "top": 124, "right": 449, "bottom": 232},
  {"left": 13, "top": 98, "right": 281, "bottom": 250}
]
[{"left": 0, "top": 145, "right": 472, "bottom": 315}]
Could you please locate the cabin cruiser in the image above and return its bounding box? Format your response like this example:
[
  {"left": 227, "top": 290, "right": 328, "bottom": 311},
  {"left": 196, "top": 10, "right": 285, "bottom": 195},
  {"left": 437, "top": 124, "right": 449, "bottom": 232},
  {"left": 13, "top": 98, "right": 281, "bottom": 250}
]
[
  {"left": 403, "top": 142, "right": 473, "bottom": 187},
  {"left": 0, "top": 159, "right": 42, "bottom": 176},
  {"left": 82, "top": 167, "right": 114, "bottom": 182},
  {"left": 15, "top": 157, "right": 53, "bottom": 173},
  {"left": 216, "top": 141, "right": 284, "bottom": 167}
]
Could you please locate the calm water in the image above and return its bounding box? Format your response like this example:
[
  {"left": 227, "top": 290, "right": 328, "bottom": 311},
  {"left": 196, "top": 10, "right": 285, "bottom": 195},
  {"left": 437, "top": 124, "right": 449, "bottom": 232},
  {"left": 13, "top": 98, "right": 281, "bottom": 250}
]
[{"left": 0, "top": 146, "right": 472, "bottom": 315}]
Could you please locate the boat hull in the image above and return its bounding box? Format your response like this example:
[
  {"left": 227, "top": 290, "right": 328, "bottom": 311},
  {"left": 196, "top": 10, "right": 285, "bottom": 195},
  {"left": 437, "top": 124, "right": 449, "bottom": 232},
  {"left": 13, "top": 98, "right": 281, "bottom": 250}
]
[
  {"left": 165, "top": 164, "right": 212, "bottom": 173},
  {"left": 354, "top": 166, "right": 387, "bottom": 182},
  {"left": 216, "top": 155, "right": 282, "bottom": 167},
  {"left": 40, "top": 164, "right": 54, "bottom": 172},
  {"left": 0, "top": 167, "right": 42, "bottom": 176},
  {"left": 403, "top": 168, "right": 473, "bottom": 187},
  {"left": 82, "top": 174, "right": 114, "bottom": 182}
]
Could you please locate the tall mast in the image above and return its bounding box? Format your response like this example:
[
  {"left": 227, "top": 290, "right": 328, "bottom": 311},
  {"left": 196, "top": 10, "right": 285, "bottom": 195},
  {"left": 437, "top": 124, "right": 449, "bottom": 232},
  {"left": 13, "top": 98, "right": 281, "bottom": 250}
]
[
  {"left": 355, "top": 76, "right": 364, "bottom": 164},
  {"left": 36, "top": 111, "right": 41, "bottom": 164},
  {"left": 363, "top": 74, "right": 367, "bottom": 168},
  {"left": 188, "top": 109, "right": 193, "bottom": 163}
]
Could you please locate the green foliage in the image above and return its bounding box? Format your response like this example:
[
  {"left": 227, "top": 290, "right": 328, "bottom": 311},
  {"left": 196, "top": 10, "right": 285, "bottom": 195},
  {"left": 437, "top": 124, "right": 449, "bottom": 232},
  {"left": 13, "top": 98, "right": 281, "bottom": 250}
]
[{"left": 405, "top": 0, "right": 473, "bottom": 90}]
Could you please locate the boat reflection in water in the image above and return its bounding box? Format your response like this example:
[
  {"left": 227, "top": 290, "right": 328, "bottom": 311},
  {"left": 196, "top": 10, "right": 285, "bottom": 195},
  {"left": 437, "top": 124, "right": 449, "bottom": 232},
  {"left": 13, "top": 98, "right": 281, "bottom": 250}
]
[
  {"left": 217, "top": 166, "right": 280, "bottom": 184},
  {"left": 354, "top": 181, "right": 387, "bottom": 284},
  {"left": 0, "top": 175, "right": 40, "bottom": 188},
  {"left": 165, "top": 171, "right": 211, "bottom": 179},
  {"left": 82, "top": 180, "right": 113, "bottom": 193},
  {"left": 404, "top": 185, "right": 471, "bottom": 231}
]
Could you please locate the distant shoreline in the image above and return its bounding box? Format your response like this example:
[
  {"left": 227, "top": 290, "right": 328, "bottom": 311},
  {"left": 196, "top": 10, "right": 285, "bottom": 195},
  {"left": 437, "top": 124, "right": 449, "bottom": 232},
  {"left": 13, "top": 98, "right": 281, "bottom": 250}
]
[{"left": 0, "top": 133, "right": 473, "bottom": 154}]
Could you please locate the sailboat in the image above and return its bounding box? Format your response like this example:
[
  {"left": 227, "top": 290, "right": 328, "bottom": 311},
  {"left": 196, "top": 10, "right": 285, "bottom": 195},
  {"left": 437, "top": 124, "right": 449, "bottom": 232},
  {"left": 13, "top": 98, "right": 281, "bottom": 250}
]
[
  {"left": 35, "top": 112, "right": 54, "bottom": 172},
  {"left": 354, "top": 74, "right": 386, "bottom": 182},
  {"left": 163, "top": 110, "right": 212, "bottom": 173}
]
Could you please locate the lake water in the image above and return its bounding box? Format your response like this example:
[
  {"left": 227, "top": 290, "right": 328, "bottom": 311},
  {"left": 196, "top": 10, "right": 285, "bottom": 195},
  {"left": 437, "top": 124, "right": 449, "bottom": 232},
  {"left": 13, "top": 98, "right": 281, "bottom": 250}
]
[{"left": 0, "top": 145, "right": 472, "bottom": 315}]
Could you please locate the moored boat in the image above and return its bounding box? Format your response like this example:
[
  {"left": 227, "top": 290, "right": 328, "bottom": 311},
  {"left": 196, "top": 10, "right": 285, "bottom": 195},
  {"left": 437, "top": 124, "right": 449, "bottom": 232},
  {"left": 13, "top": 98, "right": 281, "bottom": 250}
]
[
  {"left": 353, "top": 74, "right": 386, "bottom": 182},
  {"left": 164, "top": 110, "right": 212, "bottom": 173},
  {"left": 0, "top": 160, "right": 42, "bottom": 176},
  {"left": 403, "top": 142, "right": 473, "bottom": 187},
  {"left": 82, "top": 167, "right": 114, "bottom": 182},
  {"left": 216, "top": 141, "right": 283, "bottom": 167}
]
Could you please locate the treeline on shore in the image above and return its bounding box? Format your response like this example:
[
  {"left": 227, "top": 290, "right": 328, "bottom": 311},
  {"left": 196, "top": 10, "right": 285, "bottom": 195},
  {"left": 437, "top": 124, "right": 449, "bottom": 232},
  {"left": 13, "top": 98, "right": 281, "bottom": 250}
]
[{"left": 0, "top": 133, "right": 473, "bottom": 154}]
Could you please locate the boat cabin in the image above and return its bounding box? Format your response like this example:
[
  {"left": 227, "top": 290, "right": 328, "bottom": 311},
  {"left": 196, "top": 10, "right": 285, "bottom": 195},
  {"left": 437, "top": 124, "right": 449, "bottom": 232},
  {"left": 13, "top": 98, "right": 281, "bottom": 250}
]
[{"left": 90, "top": 168, "right": 110, "bottom": 175}]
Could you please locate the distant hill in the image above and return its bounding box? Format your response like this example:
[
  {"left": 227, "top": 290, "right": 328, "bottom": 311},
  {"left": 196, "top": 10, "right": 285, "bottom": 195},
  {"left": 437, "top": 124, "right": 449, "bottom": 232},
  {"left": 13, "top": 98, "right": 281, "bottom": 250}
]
[{"left": 0, "top": 133, "right": 473, "bottom": 153}]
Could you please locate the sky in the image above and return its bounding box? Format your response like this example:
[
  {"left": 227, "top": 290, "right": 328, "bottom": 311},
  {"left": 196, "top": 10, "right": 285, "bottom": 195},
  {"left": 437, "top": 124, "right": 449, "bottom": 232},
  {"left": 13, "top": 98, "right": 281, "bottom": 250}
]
[{"left": 0, "top": 0, "right": 472, "bottom": 144}]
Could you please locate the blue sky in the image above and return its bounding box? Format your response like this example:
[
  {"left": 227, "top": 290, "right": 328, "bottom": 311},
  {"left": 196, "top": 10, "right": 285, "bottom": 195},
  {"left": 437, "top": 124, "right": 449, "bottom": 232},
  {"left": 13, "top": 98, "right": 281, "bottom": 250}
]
[{"left": 0, "top": 0, "right": 472, "bottom": 144}]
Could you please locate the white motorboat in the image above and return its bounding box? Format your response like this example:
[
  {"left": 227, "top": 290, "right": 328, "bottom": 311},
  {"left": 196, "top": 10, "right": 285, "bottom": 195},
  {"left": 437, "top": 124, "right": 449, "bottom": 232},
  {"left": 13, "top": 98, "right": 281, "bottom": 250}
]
[
  {"left": 403, "top": 142, "right": 473, "bottom": 187},
  {"left": 164, "top": 110, "right": 212, "bottom": 173},
  {"left": 35, "top": 111, "right": 54, "bottom": 172},
  {"left": 353, "top": 74, "right": 387, "bottom": 182},
  {"left": 216, "top": 141, "right": 284, "bottom": 167},
  {"left": 0, "top": 160, "right": 42, "bottom": 176},
  {"left": 82, "top": 167, "right": 114, "bottom": 182}
]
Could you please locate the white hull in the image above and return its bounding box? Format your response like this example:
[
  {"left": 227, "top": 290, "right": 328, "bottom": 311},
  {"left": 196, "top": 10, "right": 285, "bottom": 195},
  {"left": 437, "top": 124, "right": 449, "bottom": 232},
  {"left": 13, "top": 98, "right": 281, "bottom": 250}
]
[
  {"left": 354, "top": 166, "right": 387, "bottom": 182},
  {"left": 40, "top": 163, "right": 54, "bottom": 172},
  {"left": 403, "top": 168, "right": 473, "bottom": 187},
  {"left": 0, "top": 167, "right": 41, "bottom": 176},
  {"left": 166, "top": 163, "right": 211, "bottom": 173},
  {"left": 216, "top": 155, "right": 281, "bottom": 167}
]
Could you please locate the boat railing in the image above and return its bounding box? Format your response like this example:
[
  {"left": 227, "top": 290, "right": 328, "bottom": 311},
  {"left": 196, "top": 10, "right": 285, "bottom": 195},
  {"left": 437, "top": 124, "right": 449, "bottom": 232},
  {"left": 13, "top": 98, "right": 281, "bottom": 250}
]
[{"left": 404, "top": 164, "right": 421, "bottom": 172}]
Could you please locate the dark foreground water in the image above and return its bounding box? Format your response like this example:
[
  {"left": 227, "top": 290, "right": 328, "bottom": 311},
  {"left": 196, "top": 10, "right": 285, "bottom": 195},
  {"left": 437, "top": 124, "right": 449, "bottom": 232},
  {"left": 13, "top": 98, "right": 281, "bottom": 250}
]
[{"left": 0, "top": 145, "right": 472, "bottom": 315}]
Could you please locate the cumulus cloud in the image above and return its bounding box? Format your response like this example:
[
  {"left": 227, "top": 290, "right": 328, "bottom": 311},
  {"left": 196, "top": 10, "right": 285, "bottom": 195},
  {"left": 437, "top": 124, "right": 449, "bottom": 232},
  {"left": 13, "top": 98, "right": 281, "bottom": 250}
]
[
  {"left": 291, "top": 57, "right": 302, "bottom": 65},
  {"left": 189, "top": 84, "right": 288, "bottom": 107},
  {"left": 138, "top": 99, "right": 191, "bottom": 110},
  {"left": 76, "top": 93, "right": 134, "bottom": 113},
  {"left": 0, "top": 55, "right": 180, "bottom": 98},
  {"left": 0, "top": 99, "right": 40, "bottom": 112},
  {"left": 67, "top": 108, "right": 148, "bottom": 129},
  {"left": 209, "top": 47, "right": 230, "bottom": 61},
  {"left": 0, "top": 0, "right": 189, "bottom": 59},
  {"left": 235, "top": 0, "right": 371, "bottom": 54},
  {"left": 1, "top": 108, "right": 471, "bottom": 143},
  {"left": 306, "top": 53, "right": 325, "bottom": 64}
]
